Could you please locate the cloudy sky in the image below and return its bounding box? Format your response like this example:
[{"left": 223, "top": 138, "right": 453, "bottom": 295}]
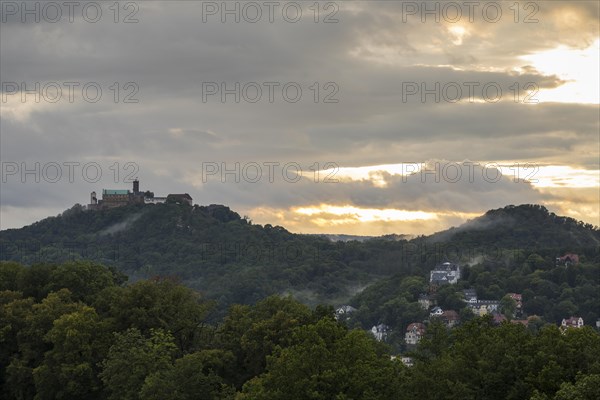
[{"left": 1, "top": 0, "right": 599, "bottom": 235}]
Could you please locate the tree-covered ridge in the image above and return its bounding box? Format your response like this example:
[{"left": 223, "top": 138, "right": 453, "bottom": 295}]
[
  {"left": 1, "top": 203, "right": 598, "bottom": 314},
  {"left": 1, "top": 261, "right": 599, "bottom": 400},
  {"left": 426, "top": 204, "right": 600, "bottom": 248}
]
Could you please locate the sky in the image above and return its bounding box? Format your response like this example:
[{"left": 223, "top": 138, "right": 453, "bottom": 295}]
[{"left": 1, "top": 0, "right": 599, "bottom": 235}]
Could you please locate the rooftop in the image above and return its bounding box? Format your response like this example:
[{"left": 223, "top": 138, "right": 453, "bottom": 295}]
[{"left": 103, "top": 189, "right": 129, "bottom": 195}]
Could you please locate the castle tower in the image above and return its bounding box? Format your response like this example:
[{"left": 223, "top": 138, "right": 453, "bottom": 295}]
[
  {"left": 133, "top": 179, "right": 139, "bottom": 194},
  {"left": 90, "top": 191, "right": 97, "bottom": 205}
]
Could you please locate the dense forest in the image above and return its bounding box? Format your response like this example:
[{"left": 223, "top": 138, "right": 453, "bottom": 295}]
[
  {"left": 1, "top": 260, "right": 599, "bottom": 400},
  {"left": 1, "top": 203, "right": 598, "bottom": 318}
]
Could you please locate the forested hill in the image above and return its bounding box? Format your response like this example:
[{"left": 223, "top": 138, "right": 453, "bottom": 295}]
[
  {"left": 1, "top": 203, "right": 598, "bottom": 311},
  {"left": 425, "top": 204, "right": 600, "bottom": 248}
]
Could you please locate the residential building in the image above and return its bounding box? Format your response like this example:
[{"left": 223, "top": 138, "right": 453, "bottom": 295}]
[
  {"left": 469, "top": 300, "right": 500, "bottom": 316},
  {"left": 371, "top": 324, "right": 390, "bottom": 341},
  {"left": 463, "top": 289, "right": 478, "bottom": 303},
  {"left": 400, "top": 357, "right": 414, "bottom": 367},
  {"left": 441, "top": 310, "right": 460, "bottom": 327},
  {"left": 335, "top": 305, "right": 357, "bottom": 320},
  {"left": 405, "top": 322, "right": 426, "bottom": 345},
  {"left": 507, "top": 293, "right": 523, "bottom": 310},
  {"left": 418, "top": 293, "right": 432, "bottom": 310},
  {"left": 429, "top": 262, "right": 461, "bottom": 285},
  {"left": 561, "top": 317, "right": 584, "bottom": 329},
  {"left": 556, "top": 253, "right": 579, "bottom": 267},
  {"left": 430, "top": 306, "right": 443, "bottom": 317}
]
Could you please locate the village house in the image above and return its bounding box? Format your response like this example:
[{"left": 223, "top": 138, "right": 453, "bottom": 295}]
[
  {"left": 561, "top": 316, "right": 584, "bottom": 329},
  {"left": 371, "top": 324, "right": 391, "bottom": 341},
  {"left": 469, "top": 300, "right": 500, "bottom": 317},
  {"left": 400, "top": 356, "right": 414, "bottom": 367},
  {"left": 463, "top": 288, "right": 478, "bottom": 304},
  {"left": 507, "top": 293, "right": 523, "bottom": 310},
  {"left": 405, "top": 322, "right": 426, "bottom": 345},
  {"left": 441, "top": 310, "right": 460, "bottom": 327},
  {"left": 556, "top": 253, "right": 579, "bottom": 267},
  {"left": 429, "top": 262, "right": 461, "bottom": 285},
  {"left": 335, "top": 305, "right": 356, "bottom": 320},
  {"left": 430, "top": 306, "right": 443, "bottom": 317},
  {"left": 418, "top": 293, "right": 432, "bottom": 310}
]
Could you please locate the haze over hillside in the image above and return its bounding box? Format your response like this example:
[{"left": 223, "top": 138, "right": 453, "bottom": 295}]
[{"left": 1, "top": 203, "right": 598, "bottom": 312}]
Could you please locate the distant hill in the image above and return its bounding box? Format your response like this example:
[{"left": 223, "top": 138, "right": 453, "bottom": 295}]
[
  {"left": 1, "top": 203, "right": 598, "bottom": 312},
  {"left": 426, "top": 204, "right": 600, "bottom": 248},
  {"left": 0, "top": 203, "right": 381, "bottom": 310}
]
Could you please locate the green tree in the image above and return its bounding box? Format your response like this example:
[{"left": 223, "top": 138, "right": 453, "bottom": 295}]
[
  {"left": 218, "top": 296, "right": 313, "bottom": 386},
  {"left": 553, "top": 374, "right": 600, "bottom": 400},
  {"left": 47, "top": 261, "right": 117, "bottom": 302},
  {"left": 99, "top": 328, "right": 177, "bottom": 400},
  {"left": 500, "top": 295, "right": 517, "bottom": 320},
  {"left": 108, "top": 279, "right": 212, "bottom": 352},
  {"left": 139, "top": 350, "right": 236, "bottom": 400},
  {"left": 32, "top": 306, "right": 107, "bottom": 400},
  {"left": 239, "top": 318, "right": 403, "bottom": 400}
]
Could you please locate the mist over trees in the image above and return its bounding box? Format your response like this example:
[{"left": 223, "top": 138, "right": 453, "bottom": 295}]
[
  {"left": 1, "top": 261, "right": 600, "bottom": 400},
  {"left": 1, "top": 203, "right": 599, "bottom": 398}
]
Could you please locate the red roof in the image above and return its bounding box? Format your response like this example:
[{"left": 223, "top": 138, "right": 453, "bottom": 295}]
[
  {"left": 558, "top": 254, "right": 579, "bottom": 264},
  {"left": 407, "top": 323, "right": 426, "bottom": 333},
  {"left": 441, "top": 310, "right": 459, "bottom": 321}
]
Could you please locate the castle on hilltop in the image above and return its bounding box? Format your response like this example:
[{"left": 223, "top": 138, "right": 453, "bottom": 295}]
[{"left": 88, "top": 179, "right": 192, "bottom": 210}]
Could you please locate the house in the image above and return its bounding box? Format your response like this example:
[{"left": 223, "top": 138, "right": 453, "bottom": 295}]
[
  {"left": 371, "top": 324, "right": 390, "bottom": 341},
  {"left": 400, "top": 356, "right": 414, "bottom": 367},
  {"left": 430, "top": 306, "right": 443, "bottom": 317},
  {"left": 441, "top": 310, "right": 460, "bottom": 327},
  {"left": 335, "top": 305, "right": 357, "bottom": 320},
  {"left": 429, "top": 262, "right": 461, "bottom": 285},
  {"left": 556, "top": 253, "right": 579, "bottom": 267},
  {"left": 561, "top": 317, "right": 584, "bottom": 329},
  {"left": 167, "top": 193, "right": 193, "bottom": 206},
  {"left": 418, "top": 293, "right": 432, "bottom": 310},
  {"left": 507, "top": 293, "right": 523, "bottom": 309},
  {"left": 469, "top": 300, "right": 500, "bottom": 316},
  {"left": 463, "top": 289, "right": 478, "bottom": 303},
  {"left": 405, "top": 322, "right": 426, "bottom": 345}
]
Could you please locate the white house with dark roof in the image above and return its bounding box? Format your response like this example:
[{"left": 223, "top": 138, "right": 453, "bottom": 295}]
[
  {"left": 430, "top": 306, "right": 443, "bottom": 317},
  {"left": 561, "top": 317, "right": 584, "bottom": 329},
  {"left": 430, "top": 262, "right": 461, "bottom": 285},
  {"left": 335, "top": 305, "right": 357, "bottom": 320},
  {"left": 371, "top": 324, "right": 391, "bottom": 341}
]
